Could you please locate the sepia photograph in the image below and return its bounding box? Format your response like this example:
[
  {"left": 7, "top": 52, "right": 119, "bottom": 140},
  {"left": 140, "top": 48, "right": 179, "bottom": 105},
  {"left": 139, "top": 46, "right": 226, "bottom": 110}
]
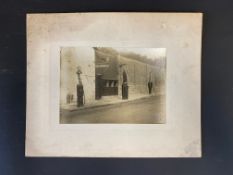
[
  {"left": 26, "top": 13, "right": 202, "bottom": 157},
  {"left": 60, "top": 47, "right": 166, "bottom": 124}
]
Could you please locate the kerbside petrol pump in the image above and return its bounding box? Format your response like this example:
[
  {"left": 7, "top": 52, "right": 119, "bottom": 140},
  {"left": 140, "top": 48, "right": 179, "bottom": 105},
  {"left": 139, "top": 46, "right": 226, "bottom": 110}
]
[{"left": 76, "top": 67, "right": 84, "bottom": 107}]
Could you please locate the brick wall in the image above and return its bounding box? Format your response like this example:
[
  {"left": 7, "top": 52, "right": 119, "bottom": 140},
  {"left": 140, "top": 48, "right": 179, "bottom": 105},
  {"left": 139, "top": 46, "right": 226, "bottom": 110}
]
[{"left": 118, "top": 55, "right": 166, "bottom": 97}]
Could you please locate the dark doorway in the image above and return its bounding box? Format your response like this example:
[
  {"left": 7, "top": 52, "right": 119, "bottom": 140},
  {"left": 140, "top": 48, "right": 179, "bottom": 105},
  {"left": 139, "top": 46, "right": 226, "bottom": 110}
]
[{"left": 95, "top": 74, "right": 103, "bottom": 99}]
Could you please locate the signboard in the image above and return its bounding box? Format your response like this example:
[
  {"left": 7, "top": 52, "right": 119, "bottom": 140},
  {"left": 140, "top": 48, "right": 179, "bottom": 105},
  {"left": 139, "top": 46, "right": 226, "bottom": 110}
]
[{"left": 95, "top": 64, "right": 109, "bottom": 68}]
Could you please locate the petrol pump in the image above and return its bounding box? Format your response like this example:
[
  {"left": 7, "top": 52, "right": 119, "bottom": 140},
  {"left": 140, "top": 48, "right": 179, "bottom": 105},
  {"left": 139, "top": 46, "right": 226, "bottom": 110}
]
[
  {"left": 76, "top": 67, "right": 84, "bottom": 107},
  {"left": 122, "top": 70, "right": 128, "bottom": 99}
]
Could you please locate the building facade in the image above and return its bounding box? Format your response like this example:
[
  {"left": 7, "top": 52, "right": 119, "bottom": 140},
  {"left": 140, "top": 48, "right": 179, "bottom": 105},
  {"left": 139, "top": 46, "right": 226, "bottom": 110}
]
[
  {"left": 60, "top": 47, "right": 166, "bottom": 107},
  {"left": 60, "top": 47, "right": 95, "bottom": 106},
  {"left": 95, "top": 47, "right": 166, "bottom": 99}
]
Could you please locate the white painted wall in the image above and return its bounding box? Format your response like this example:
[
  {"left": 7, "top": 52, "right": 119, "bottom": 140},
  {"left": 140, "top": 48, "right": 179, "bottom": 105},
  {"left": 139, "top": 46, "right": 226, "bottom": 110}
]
[{"left": 60, "top": 47, "right": 95, "bottom": 106}]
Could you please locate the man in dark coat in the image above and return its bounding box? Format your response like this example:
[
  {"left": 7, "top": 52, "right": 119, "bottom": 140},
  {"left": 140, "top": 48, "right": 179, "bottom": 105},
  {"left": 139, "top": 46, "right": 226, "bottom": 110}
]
[{"left": 148, "top": 81, "right": 153, "bottom": 94}]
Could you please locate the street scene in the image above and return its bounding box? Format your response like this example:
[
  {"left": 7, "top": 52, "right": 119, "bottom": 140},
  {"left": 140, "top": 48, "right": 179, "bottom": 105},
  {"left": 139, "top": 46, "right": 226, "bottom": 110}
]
[{"left": 60, "top": 47, "right": 166, "bottom": 124}]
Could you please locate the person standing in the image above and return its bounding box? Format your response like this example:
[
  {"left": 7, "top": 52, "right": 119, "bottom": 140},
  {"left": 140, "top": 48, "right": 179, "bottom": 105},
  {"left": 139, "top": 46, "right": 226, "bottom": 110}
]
[{"left": 148, "top": 81, "right": 153, "bottom": 94}]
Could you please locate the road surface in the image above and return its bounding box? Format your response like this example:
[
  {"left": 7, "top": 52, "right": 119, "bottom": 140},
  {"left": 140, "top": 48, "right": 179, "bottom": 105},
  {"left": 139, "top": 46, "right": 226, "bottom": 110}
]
[{"left": 60, "top": 95, "right": 165, "bottom": 124}]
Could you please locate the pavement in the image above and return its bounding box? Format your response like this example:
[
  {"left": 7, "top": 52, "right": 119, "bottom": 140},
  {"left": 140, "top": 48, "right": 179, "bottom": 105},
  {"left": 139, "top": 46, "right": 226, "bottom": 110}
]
[
  {"left": 61, "top": 93, "right": 158, "bottom": 112},
  {"left": 60, "top": 94, "right": 165, "bottom": 124}
]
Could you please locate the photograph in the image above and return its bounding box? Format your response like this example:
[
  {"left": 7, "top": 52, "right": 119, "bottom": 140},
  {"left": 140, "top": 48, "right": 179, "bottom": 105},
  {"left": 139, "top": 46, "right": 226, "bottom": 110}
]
[
  {"left": 60, "top": 47, "right": 166, "bottom": 124},
  {"left": 2, "top": 0, "right": 233, "bottom": 172},
  {"left": 26, "top": 13, "right": 202, "bottom": 157}
]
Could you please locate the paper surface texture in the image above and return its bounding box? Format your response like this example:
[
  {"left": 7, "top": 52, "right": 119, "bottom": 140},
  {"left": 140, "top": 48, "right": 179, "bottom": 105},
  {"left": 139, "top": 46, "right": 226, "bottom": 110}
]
[{"left": 26, "top": 12, "right": 202, "bottom": 157}]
